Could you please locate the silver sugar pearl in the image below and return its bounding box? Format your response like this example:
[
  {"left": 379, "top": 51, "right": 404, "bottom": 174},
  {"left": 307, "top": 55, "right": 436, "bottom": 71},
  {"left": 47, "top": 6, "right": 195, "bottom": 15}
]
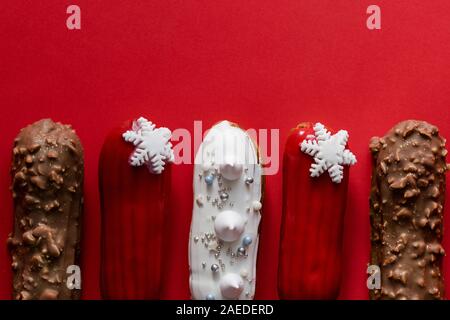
[
  {"left": 205, "top": 174, "right": 214, "bottom": 186},
  {"left": 237, "top": 247, "right": 246, "bottom": 256},
  {"left": 242, "top": 235, "right": 252, "bottom": 246},
  {"left": 245, "top": 177, "right": 254, "bottom": 184},
  {"left": 220, "top": 192, "right": 229, "bottom": 201},
  {"left": 211, "top": 264, "right": 220, "bottom": 272}
]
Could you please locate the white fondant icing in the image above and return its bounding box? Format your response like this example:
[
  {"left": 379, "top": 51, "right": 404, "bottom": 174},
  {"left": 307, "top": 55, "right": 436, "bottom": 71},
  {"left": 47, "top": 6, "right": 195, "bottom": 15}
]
[
  {"left": 122, "top": 117, "right": 174, "bottom": 174},
  {"left": 300, "top": 122, "right": 356, "bottom": 183},
  {"left": 189, "top": 121, "right": 262, "bottom": 300},
  {"left": 202, "top": 162, "right": 212, "bottom": 172}
]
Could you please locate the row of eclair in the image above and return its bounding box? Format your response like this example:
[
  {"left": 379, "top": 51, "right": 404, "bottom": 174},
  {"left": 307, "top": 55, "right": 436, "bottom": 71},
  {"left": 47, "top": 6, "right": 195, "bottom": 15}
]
[{"left": 6, "top": 118, "right": 448, "bottom": 300}]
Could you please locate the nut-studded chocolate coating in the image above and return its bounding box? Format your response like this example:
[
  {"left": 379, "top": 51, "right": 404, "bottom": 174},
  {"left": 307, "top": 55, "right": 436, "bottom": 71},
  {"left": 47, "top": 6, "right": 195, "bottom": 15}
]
[
  {"left": 7, "top": 119, "right": 84, "bottom": 300},
  {"left": 369, "top": 120, "right": 447, "bottom": 300}
]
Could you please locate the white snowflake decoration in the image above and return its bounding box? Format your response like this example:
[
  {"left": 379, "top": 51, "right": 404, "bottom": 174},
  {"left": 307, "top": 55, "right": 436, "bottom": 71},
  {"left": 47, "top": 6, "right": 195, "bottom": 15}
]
[
  {"left": 300, "top": 123, "right": 356, "bottom": 183},
  {"left": 123, "top": 117, "right": 174, "bottom": 174}
]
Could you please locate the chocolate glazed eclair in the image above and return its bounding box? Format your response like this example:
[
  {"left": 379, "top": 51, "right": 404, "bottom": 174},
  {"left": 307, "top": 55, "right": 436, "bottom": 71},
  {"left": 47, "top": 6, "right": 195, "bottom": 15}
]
[
  {"left": 7, "top": 119, "right": 84, "bottom": 300},
  {"left": 369, "top": 120, "right": 448, "bottom": 300}
]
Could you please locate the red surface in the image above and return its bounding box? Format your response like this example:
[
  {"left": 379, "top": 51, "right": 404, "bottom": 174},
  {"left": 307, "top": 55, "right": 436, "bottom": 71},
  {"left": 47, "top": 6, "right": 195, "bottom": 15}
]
[
  {"left": 1, "top": 0, "right": 450, "bottom": 300},
  {"left": 279, "top": 123, "right": 349, "bottom": 299}
]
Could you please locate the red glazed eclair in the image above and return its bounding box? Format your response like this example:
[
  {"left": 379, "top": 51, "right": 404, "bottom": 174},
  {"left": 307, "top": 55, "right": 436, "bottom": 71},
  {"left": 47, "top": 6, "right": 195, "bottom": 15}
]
[
  {"left": 99, "top": 117, "right": 173, "bottom": 299},
  {"left": 369, "top": 120, "right": 448, "bottom": 300},
  {"left": 8, "top": 119, "right": 84, "bottom": 300},
  {"left": 278, "top": 122, "right": 356, "bottom": 299}
]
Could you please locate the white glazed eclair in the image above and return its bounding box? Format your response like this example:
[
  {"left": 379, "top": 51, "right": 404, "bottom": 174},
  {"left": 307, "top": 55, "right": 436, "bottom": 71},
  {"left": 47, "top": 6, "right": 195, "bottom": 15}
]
[{"left": 189, "top": 121, "right": 263, "bottom": 300}]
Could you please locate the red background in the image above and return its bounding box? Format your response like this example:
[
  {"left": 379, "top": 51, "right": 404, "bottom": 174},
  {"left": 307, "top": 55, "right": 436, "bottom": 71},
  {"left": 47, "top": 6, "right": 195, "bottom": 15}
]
[{"left": 1, "top": 0, "right": 450, "bottom": 300}]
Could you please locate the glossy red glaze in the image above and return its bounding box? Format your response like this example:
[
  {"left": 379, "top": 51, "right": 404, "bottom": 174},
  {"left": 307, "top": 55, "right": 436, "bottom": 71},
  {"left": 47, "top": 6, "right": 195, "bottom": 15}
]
[
  {"left": 99, "top": 120, "right": 171, "bottom": 299},
  {"left": 278, "top": 123, "right": 349, "bottom": 300}
]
